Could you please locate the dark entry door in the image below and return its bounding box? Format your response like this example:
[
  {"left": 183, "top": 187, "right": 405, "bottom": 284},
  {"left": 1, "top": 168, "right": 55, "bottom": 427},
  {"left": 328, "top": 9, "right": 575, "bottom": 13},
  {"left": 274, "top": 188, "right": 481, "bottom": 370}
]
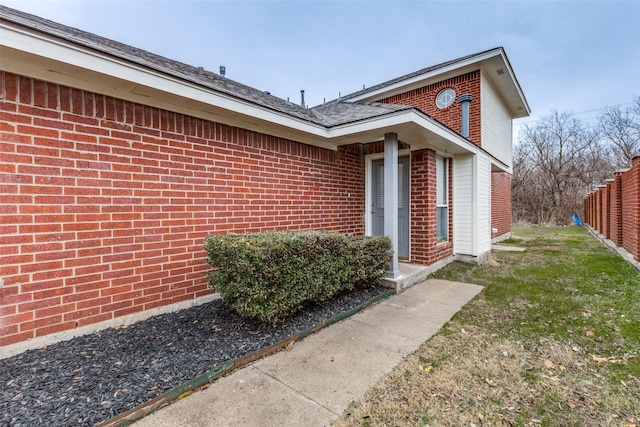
[{"left": 371, "top": 156, "right": 409, "bottom": 259}]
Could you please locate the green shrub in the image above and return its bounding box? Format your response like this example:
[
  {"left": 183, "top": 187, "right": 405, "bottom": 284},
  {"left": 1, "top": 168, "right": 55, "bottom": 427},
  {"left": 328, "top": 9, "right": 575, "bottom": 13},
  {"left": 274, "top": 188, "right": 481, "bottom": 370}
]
[{"left": 204, "top": 230, "right": 391, "bottom": 325}]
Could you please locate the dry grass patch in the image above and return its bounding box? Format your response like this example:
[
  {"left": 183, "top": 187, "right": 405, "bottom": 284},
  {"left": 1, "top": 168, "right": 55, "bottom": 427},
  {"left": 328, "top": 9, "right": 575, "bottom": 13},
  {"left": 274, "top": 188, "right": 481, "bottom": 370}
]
[
  {"left": 334, "top": 227, "right": 639, "bottom": 427},
  {"left": 336, "top": 305, "right": 637, "bottom": 427}
]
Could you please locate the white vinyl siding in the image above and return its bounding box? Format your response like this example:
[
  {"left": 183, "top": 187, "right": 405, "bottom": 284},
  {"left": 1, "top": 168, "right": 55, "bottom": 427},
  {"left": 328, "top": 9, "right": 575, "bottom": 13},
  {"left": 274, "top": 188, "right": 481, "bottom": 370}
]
[
  {"left": 453, "top": 152, "right": 492, "bottom": 257},
  {"left": 453, "top": 154, "right": 474, "bottom": 255},
  {"left": 477, "top": 152, "right": 492, "bottom": 255},
  {"left": 481, "top": 72, "right": 513, "bottom": 169}
]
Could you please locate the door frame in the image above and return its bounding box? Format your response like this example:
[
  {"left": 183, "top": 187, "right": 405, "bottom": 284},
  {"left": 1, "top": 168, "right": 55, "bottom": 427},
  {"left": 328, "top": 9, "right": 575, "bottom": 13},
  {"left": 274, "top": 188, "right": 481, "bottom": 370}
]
[{"left": 365, "top": 150, "right": 411, "bottom": 258}]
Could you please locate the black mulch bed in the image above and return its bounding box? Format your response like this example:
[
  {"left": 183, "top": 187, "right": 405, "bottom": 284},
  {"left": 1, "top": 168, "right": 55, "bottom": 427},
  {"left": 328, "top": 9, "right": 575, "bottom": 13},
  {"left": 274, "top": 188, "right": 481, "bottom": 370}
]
[{"left": 1, "top": 284, "right": 389, "bottom": 427}]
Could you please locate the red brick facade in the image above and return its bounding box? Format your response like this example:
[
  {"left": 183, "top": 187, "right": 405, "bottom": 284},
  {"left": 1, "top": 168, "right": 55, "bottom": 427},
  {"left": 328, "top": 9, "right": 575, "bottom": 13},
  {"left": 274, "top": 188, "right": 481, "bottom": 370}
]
[
  {"left": 0, "top": 69, "right": 476, "bottom": 346},
  {"left": 621, "top": 158, "right": 640, "bottom": 260},
  {"left": 602, "top": 184, "right": 610, "bottom": 239},
  {"left": 585, "top": 158, "right": 640, "bottom": 261},
  {"left": 379, "top": 71, "right": 482, "bottom": 147},
  {"left": 491, "top": 172, "right": 512, "bottom": 239},
  {"left": 609, "top": 172, "right": 623, "bottom": 246},
  {"left": 409, "top": 149, "right": 454, "bottom": 265},
  {"left": 0, "top": 72, "right": 368, "bottom": 346},
  {"left": 1, "top": 55, "right": 514, "bottom": 346}
]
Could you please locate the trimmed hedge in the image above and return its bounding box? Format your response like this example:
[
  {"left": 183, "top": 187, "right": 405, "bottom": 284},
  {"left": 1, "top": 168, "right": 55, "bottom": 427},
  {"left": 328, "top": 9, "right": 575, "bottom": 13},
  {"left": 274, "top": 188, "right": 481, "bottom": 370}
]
[{"left": 204, "top": 230, "right": 392, "bottom": 325}]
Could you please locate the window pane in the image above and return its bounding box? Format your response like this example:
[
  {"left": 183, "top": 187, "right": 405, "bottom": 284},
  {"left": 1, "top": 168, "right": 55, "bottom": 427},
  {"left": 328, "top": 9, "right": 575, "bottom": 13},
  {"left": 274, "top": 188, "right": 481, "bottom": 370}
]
[
  {"left": 398, "top": 162, "right": 404, "bottom": 209},
  {"left": 436, "top": 155, "right": 448, "bottom": 242},
  {"left": 437, "top": 207, "right": 448, "bottom": 242},
  {"left": 436, "top": 156, "right": 446, "bottom": 205},
  {"left": 377, "top": 162, "right": 404, "bottom": 209},
  {"left": 378, "top": 165, "right": 384, "bottom": 208}
]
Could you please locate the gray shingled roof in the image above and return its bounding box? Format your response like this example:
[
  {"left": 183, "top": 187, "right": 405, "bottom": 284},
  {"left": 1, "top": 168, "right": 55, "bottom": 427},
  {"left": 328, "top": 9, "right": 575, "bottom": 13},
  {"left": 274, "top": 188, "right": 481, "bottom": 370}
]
[
  {"left": 312, "top": 101, "right": 412, "bottom": 127},
  {"left": 338, "top": 47, "right": 502, "bottom": 101},
  {"left": 0, "top": 6, "right": 334, "bottom": 125},
  {"left": 0, "top": 5, "right": 449, "bottom": 129}
]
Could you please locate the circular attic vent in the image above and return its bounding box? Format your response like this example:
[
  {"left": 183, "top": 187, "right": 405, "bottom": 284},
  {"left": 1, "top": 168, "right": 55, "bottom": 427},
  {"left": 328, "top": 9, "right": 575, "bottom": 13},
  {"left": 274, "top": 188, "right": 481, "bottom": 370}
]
[{"left": 436, "top": 88, "right": 456, "bottom": 109}]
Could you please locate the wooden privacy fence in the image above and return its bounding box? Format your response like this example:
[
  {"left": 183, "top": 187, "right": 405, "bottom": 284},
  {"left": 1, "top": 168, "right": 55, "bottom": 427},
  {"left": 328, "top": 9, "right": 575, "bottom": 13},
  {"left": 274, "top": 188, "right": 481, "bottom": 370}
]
[{"left": 584, "top": 154, "right": 640, "bottom": 262}]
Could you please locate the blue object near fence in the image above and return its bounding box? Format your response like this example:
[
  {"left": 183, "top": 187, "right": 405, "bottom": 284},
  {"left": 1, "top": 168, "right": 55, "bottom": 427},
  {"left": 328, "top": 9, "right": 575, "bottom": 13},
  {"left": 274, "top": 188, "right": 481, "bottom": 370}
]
[{"left": 572, "top": 214, "right": 583, "bottom": 227}]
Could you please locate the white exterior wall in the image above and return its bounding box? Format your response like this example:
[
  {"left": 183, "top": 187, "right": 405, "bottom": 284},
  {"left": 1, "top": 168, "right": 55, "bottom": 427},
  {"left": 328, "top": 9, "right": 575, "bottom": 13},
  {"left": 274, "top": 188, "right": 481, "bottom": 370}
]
[
  {"left": 476, "top": 152, "right": 493, "bottom": 256},
  {"left": 481, "top": 72, "right": 513, "bottom": 169},
  {"left": 453, "top": 154, "right": 475, "bottom": 255},
  {"left": 453, "top": 152, "right": 492, "bottom": 261}
]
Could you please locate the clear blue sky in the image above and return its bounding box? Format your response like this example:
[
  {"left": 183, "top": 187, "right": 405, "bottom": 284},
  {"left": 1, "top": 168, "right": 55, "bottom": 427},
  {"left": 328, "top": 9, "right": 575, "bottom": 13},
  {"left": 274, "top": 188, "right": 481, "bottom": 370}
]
[{"left": 3, "top": 0, "right": 639, "bottom": 136}]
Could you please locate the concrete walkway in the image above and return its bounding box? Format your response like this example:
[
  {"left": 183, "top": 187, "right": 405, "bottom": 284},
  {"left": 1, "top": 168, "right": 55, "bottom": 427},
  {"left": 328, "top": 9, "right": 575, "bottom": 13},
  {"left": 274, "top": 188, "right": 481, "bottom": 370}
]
[{"left": 134, "top": 279, "right": 483, "bottom": 427}]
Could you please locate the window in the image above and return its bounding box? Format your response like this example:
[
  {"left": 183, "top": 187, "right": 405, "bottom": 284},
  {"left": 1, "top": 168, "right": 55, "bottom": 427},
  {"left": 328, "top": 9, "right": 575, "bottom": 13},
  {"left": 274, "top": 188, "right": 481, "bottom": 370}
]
[
  {"left": 436, "top": 88, "right": 456, "bottom": 109},
  {"left": 377, "top": 161, "right": 405, "bottom": 209},
  {"left": 436, "top": 155, "right": 449, "bottom": 242}
]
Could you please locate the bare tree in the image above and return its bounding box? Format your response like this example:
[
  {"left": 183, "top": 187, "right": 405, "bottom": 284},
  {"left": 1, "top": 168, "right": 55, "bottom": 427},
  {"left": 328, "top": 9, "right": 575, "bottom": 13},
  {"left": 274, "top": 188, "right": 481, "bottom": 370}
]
[
  {"left": 513, "top": 96, "right": 639, "bottom": 225},
  {"left": 598, "top": 95, "right": 640, "bottom": 168},
  {"left": 513, "top": 111, "right": 603, "bottom": 225}
]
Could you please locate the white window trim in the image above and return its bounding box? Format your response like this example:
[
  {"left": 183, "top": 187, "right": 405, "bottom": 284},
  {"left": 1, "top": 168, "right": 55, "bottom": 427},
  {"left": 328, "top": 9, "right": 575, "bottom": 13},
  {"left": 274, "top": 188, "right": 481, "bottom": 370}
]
[{"left": 436, "top": 155, "right": 449, "bottom": 243}]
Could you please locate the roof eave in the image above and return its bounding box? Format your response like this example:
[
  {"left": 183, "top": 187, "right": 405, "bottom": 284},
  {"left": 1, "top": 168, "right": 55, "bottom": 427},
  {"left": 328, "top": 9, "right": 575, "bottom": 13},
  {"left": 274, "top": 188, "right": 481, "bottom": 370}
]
[
  {"left": 482, "top": 48, "right": 531, "bottom": 118},
  {"left": 0, "top": 16, "right": 484, "bottom": 156},
  {"left": 0, "top": 21, "right": 340, "bottom": 150},
  {"left": 327, "top": 110, "right": 478, "bottom": 155},
  {"left": 346, "top": 47, "right": 531, "bottom": 119}
]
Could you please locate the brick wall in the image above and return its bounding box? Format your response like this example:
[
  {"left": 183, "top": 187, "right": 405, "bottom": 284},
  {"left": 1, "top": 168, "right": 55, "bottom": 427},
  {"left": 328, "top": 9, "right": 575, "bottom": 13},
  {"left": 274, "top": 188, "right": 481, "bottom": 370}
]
[
  {"left": 609, "top": 172, "right": 623, "bottom": 246},
  {"left": 596, "top": 190, "right": 603, "bottom": 233},
  {"left": 409, "top": 149, "right": 453, "bottom": 265},
  {"left": 586, "top": 193, "right": 594, "bottom": 231},
  {"left": 379, "top": 71, "right": 482, "bottom": 147},
  {"left": 491, "top": 171, "right": 512, "bottom": 239},
  {"left": 585, "top": 157, "right": 640, "bottom": 261},
  {"left": 602, "top": 184, "right": 610, "bottom": 239},
  {"left": 361, "top": 142, "right": 453, "bottom": 264},
  {"left": 621, "top": 158, "right": 640, "bottom": 260},
  {"left": 0, "top": 72, "right": 367, "bottom": 346}
]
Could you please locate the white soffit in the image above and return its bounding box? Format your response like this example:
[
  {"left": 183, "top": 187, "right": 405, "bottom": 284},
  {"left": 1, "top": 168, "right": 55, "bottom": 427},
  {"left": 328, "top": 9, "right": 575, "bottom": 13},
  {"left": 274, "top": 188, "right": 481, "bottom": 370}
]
[{"left": 328, "top": 110, "right": 478, "bottom": 155}]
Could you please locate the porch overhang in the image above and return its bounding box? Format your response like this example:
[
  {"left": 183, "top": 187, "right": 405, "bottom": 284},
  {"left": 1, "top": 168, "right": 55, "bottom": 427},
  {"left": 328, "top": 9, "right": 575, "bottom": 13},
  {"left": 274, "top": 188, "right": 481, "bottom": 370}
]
[{"left": 325, "top": 109, "right": 478, "bottom": 155}]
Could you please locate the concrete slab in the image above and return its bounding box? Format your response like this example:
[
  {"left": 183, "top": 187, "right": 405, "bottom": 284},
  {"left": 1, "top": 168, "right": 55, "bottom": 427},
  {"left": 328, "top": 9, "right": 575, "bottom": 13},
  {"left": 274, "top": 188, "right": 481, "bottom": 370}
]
[
  {"left": 254, "top": 319, "right": 418, "bottom": 414},
  {"left": 133, "top": 279, "right": 484, "bottom": 427},
  {"left": 133, "top": 366, "right": 335, "bottom": 427},
  {"left": 354, "top": 280, "right": 483, "bottom": 341},
  {"left": 492, "top": 244, "right": 526, "bottom": 252},
  {"left": 351, "top": 301, "right": 447, "bottom": 341},
  {"left": 401, "top": 278, "right": 484, "bottom": 303},
  {"left": 381, "top": 259, "right": 454, "bottom": 292}
]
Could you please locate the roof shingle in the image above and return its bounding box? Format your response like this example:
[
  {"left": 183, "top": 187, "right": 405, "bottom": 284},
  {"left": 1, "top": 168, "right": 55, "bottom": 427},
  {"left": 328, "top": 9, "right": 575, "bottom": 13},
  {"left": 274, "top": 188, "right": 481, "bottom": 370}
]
[{"left": 0, "top": 5, "right": 491, "bottom": 129}]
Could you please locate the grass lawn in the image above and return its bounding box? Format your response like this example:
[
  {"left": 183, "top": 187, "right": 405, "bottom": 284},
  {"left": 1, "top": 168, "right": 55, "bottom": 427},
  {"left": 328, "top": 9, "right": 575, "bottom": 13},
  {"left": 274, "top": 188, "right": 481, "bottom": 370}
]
[{"left": 334, "top": 226, "right": 640, "bottom": 427}]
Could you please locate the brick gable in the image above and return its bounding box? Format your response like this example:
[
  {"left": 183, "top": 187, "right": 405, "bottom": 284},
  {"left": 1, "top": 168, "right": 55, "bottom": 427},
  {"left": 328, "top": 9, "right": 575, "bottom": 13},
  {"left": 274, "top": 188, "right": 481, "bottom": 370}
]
[{"left": 378, "top": 71, "right": 482, "bottom": 146}]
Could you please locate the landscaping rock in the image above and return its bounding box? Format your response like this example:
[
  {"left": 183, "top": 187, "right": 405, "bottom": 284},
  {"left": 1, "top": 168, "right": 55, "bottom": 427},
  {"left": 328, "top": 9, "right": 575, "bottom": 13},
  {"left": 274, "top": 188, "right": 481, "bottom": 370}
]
[{"left": 0, "top": 284, "right": 388, "bottom": 426}]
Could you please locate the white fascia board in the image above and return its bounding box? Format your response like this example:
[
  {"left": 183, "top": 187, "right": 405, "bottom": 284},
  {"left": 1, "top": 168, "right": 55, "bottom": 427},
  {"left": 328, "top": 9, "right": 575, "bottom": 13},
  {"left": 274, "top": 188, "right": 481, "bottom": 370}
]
[
  {"left": 495, "top": 50, "right": 531, "bottom": 117},
  {"left": 349, "top": 48, "right": 530, "bottom": 119},
  {"left": 480, "top": 56, "right": 530, "bottom": 119},
  {"left": 0, "top": 23, "right": 494, "bottom": 155},
  {"left": 490, "top": 157, "right": 512, "bottom": 174},
  {"left": 327, "top": 110, "right": 478, "bottom": 154},
  {"left": 0, "top": 23, "right": 330, "bottom": 141},
  {"left": 347, "top": 49, "right": 503, "bottom": 103}
]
